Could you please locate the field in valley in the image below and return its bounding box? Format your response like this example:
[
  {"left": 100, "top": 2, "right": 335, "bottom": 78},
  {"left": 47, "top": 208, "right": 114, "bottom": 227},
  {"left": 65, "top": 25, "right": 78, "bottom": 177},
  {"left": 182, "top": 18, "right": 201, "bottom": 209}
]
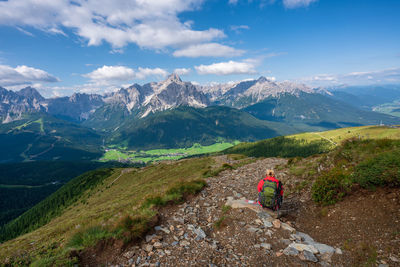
[{"left": 100, "top": 141, "right": 240, "bottom": 163}]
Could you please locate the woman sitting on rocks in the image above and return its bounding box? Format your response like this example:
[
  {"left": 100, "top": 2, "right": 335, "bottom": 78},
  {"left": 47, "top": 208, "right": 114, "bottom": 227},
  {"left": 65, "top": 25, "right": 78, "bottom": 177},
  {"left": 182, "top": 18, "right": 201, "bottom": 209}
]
[{"left": 257, "top": 169, "right": 283, "bottom": 211}]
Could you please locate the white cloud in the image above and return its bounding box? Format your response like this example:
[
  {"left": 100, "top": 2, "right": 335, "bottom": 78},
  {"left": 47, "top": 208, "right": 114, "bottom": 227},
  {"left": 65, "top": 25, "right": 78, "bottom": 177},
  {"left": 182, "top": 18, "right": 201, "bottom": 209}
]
[
  {"left": 84, "top": 65, "right": 168, "bottom": 83},
  {"left": 173, "top": 43, "right": 245, "bottom": 57},
  {"left": 134, "top": 67, "right": 168, "bottom": 80},
  {"left": 282, "top": 0, "right": 318, "bottom": 8},
  {"left": 84, "top": 66, "right": 135, "bottom": 81},
  {"left": 16, "top": 26, "right": 34, "bottom": 37},
  {"left": 195, "top": 60, "right": 257, "bottom": 75},
  {"left": 229, "top": 0, "right": 239, "bottom": 5},
  {"left": 230, "top": 25, "right": 250, "bottom": 34},
  {"left": 174, "top": 68, "right": 191, "bottom": 75},
  {"left": 302, "top": 67, "right": 400, "bottom": 86},
  {"left": 0, "top": 64, "right": 60, "bottom": 87},
  {"left": 0, "top": 0, "right": 226, "bottom": 50}
]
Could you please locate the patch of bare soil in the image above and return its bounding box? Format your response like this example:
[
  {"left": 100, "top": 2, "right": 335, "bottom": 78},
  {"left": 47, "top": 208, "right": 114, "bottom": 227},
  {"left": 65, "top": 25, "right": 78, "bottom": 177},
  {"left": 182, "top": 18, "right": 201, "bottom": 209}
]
[{"left": 295, "top": 187, "right": 400, "bottom": 266}]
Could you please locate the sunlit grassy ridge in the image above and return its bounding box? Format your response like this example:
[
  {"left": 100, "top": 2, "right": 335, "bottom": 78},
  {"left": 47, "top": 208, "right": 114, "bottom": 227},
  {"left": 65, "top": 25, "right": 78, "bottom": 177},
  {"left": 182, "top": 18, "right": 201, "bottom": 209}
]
[
  {"left": 101, "top": 142, "right": 239, "bottom": 163},
  {"left": 0, "top": 157, "right": 216, "bottom": 265},
  {"left": 290, "top": 125, "right": 400, "bottom": 146}
]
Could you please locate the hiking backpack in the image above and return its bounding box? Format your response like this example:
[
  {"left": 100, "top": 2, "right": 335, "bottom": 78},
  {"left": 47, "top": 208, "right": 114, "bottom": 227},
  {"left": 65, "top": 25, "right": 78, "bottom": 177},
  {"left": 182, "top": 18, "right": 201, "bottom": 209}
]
[{"left": 258, "top": 179, "right": 282, "bottom": 211}]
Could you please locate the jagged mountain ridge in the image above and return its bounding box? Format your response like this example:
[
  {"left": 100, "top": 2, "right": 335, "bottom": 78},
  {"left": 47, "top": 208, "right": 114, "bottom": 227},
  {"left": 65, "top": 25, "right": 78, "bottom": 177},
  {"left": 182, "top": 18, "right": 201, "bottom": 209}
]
[
  {"left": 201, "top": 76, "right": 314, "bottom": 108},
  {"left": 0, "top": 74, "right": 315, "bottom": 123}
]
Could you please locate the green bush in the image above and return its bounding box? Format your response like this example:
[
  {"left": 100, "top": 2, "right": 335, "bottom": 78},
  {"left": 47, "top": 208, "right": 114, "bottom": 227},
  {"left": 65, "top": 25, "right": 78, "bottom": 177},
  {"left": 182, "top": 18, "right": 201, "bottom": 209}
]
[
  {"left": 353, "top": 150, "right": 400, "bottom": 188},
  {"left": 312, "top": 167, "right": 352, "bottom": 205}
]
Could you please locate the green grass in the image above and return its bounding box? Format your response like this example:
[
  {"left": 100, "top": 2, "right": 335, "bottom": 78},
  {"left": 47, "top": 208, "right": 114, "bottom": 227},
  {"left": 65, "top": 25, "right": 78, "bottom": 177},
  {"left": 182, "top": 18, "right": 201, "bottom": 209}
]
[
  {"left": 312, "top": 139, "right": 400, "bottom": 205},
  {"left": 101, "top": 141, "right": 239, "bottom": 163},
  {"left": 13, "top": 118, "right": 44, "bottom": 133},
  {"left": 291, "top": 125, "right": 400, "bottom": 146},
  {"left": 223, "top": 136, "right": 330, "bottom": 158},
  {"left": 0, "top": 157, "right": 216, "bottom": 265}
]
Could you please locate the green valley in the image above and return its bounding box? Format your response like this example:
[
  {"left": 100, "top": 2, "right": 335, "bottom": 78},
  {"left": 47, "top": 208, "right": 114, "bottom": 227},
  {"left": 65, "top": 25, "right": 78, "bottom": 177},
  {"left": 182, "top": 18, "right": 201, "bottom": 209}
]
[{"left": 101, "top": 141, "right": 240, "bottom": 163}]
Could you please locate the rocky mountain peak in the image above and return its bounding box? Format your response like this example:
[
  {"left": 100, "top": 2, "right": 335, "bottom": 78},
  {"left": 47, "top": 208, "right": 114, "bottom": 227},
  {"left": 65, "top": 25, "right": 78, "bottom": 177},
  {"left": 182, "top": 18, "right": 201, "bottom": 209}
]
[
  {"left": 17, "top": 87, "right": 45, "bottom": 101},
  {"left": 166, "top": 73, "right": 182, "bottom": 83},
  {"left": 257, "top": 76, "right": 268, "bottom": 83}
]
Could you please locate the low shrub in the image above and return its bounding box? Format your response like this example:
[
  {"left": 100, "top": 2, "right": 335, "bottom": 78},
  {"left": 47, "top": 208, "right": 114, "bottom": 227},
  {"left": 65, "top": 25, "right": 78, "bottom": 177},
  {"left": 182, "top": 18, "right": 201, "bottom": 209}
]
[
  {"left": 312, "top": 167, "right": 352, "bottom": 205},
  {"left": 353, "top": 150, "right": 400, "bottom": 188}
]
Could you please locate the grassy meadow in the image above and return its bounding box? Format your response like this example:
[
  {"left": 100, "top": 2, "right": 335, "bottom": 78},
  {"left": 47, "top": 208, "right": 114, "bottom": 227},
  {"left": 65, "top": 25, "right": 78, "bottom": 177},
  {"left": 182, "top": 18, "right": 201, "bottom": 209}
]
[
  {"left": 290, "top": 125, "right": 400, "bottom": 146},
  {"left": 101, "top": 141, "right": 240, "bottom": 163}
]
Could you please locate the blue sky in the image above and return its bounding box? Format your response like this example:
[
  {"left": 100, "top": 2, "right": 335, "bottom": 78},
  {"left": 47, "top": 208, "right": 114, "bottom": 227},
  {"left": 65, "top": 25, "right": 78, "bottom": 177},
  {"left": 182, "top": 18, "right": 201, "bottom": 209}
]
[{"left": 0, "top": 0, "right": 399, "bottom": 97}]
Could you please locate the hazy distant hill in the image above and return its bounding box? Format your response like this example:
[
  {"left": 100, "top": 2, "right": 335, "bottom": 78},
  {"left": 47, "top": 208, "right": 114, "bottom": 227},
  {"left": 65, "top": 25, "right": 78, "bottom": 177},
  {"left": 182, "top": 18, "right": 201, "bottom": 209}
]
[{"left": 243, "top": 92, "right": 399, "bottom": 131}]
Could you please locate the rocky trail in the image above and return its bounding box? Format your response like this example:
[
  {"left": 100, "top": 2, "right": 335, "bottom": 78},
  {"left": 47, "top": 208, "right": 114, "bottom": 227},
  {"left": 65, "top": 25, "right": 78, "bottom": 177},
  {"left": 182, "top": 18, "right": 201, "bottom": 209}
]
[{"left": 82, "top": 156, "right": 399, "bottom": 267}]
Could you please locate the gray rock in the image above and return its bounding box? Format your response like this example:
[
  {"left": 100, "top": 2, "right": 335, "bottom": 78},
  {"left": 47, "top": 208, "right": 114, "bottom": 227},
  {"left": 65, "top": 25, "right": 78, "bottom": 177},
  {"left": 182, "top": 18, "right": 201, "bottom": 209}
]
[
  {"left": 246, "top": 227, "right": 259, "bottom": 233},
  {"left": 144, "top": 244, "right": 153, "bottom": 252},
  {"left": 180, "top": 240, "right": 190, "bottom": 247},
  {"left": 257, "top": 211, "right": 272, "bottom": 220},
  {"left": 123, "top": 250, "right": 135, "bottom": 258},
  {"left": 136, "top": 256, "right": 141, "bottom": 265},
  {"left": 260, "top": 243, "right": 271, "bottom": 250},
  {"left": 153, "top": 242, "right": 163, "bottom": 249},
  {"left": 146, "top": 234, "right": 156, "bottom": 243},
  {"left": 378, "top": 264, "right": 389, "bottom": 267},
  {"left": 296, "top": 231, "right": 314, "bottom": 242},
  {"left": 281, "top": 222, "right": 296, "bottom": 233},
  {"left": 171, "top": 241, "right": 179, "bottom": 246},
  {"left": 262, "top": 219, "right": 273, "bottom": 228},
  {"left": 128, "top": 258, "right": 134, "bottom": 265},
  {"left": 305, "top": 242, "right": 335, "bottom": 254},
  {"left": 289, "top": 242, "right": 318, "bottom": 254},
  {"left": 335, "top": 248, "right": 342, "bottom": 255},
  {"left": 194, "top": 227, "right": 206, "bottom": 240},
  {"left": 303, "top": 250, "right": 318, "bottom": 262},
  {"left": 283, "top": 246, "right": 299, "bottom": 256},
  {"left": 290, "top": 234, "right": 302, "bottom": 242}
]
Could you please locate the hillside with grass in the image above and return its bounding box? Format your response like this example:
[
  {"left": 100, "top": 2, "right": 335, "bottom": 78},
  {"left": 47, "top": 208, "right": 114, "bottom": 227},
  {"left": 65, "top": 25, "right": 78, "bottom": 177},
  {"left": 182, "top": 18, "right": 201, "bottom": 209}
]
[
  {"left": 0, "top": 161, "right": 136, "bottom": 228},
  {"left": 0, "top": 157, "right": 218, "bottom": 265},
  {"left": 223, "top": 125, "right": 400, "bottom": 159},
  {"left": 0, "top": 113, "right": 103, "bottom": 162},
  {"left": 1, "top": 125, "right": 399, "bottom": 266}
]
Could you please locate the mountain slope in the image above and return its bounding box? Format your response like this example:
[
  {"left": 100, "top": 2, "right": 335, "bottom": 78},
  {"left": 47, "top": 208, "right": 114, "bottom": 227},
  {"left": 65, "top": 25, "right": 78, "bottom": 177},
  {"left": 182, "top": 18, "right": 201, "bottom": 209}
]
[
  {"left": 0, "top": 113, "right": 103, "bottom": 162},
  {"left": 243, "top": 92, "right": 400, "bottom": 131},
  {"left": 2, "top": 134, "right": 399, "bottom": 266},
  {"left": 108, "top": 106, "right": 294, "bottom": 149},
  {"left": 0, "top": 157, "right": 215, "bottom": 265},
  {"left": 328, "top": 84, "right": 400, "bottom": 110}
]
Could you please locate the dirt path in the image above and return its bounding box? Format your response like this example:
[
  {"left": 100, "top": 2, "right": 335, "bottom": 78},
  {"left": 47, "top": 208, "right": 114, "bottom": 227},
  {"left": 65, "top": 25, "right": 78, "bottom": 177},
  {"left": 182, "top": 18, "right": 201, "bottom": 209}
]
[
  {"left": 108, "top": 168, "right": 135, "bottom": 187},
  {"left": 86, "top": 157, "right": 346, "bottom": 267}
]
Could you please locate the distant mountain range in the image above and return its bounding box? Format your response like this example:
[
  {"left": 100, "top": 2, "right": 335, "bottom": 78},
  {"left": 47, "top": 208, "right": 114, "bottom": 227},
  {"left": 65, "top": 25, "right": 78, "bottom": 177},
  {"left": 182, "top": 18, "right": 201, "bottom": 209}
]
[
  {"left": 0, "top": 74, "right": 319, "bottom": 123},
  {"left": 1, "top": 74, "right": 399, "bottom": 160}
]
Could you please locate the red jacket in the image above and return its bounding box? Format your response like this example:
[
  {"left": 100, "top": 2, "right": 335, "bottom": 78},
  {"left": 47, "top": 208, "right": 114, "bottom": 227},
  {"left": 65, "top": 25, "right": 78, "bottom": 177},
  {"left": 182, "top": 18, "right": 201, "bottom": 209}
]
[{"left": 257, "top": 176, "right": 283, "bottom": 196}]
